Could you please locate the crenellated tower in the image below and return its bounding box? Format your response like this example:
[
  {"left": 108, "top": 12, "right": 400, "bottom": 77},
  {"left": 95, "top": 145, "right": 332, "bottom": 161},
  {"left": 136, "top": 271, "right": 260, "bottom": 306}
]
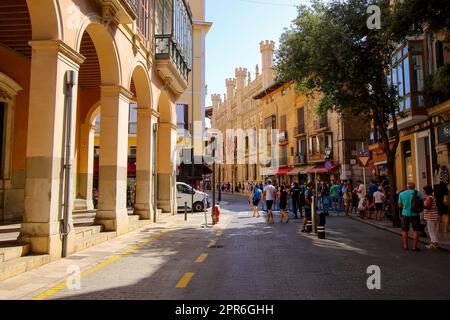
[{"left": 260, "top": 40, "right": 275, "bottom": 89}]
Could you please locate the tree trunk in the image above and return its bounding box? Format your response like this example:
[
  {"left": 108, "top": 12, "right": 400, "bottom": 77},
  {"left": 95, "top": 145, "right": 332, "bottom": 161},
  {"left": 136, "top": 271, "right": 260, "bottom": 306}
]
[{"left": 387, "top": 161, "right": 400, "bottom": 227}]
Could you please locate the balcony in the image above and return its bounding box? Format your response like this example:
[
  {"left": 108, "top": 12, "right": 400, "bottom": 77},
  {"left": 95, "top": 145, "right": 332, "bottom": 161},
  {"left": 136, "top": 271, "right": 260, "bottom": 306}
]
[
  {"left": 97, "top": 0, "right": 138, "bottom": 25},
  {"left": 154, "top": 0, "right": 193, "bottom": 95},
  {"left": 293, "top": 126, "right": 305, "bottom": 136},
  {"left": 313, "top": 118, "right": 328, "bottom": 131},
  {"left": 294, "top": 154, "right": 307, "bottom": 165},
  {"left": 277, "top": 131, "right": 288, "bottom": 142}
]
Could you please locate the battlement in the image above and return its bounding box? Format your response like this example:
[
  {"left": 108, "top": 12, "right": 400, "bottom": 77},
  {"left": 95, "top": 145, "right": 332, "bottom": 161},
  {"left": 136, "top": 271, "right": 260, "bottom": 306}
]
[
  {"left": 235, "top": 67, "right": 248, "bottom": 77},
  {"left": 260, "top": 40, "right": 275, "bottom": 52},
  {"left": 211, "top": 94, "right": 222, "bottom": 102},
  {"left": 225, "top": 78, "right": 236, "bottom": 87}
]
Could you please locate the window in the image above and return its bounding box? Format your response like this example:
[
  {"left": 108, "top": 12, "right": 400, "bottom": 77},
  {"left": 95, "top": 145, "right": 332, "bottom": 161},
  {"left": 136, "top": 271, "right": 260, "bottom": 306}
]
[
  {"left": 435, "top": 40, "right": 445, "bottom": 69},
  {"left": 280, "top": 115, "right": 286, "bottom": 132},
  {"left": 177, "top": 184, "right": 193, "bottom": 194},
  {"left": 129, "top": 104, "right": 137, "bottom": 135},
  {"left": 298, "top": 139, "right": 306, "bottom": 156},
  {"left": 297, "top": 108, "right": 305, "bottom": 134},
  {"left": 176, "top": 103, "right": 189, "bottom": 131},
  {"left": 403, "top": 140, "right": 413, "bottom": 184},
  {"left": 137, "top": 0, "right": 151, "bottom": 41},
  {"left": 389, "top": 41, "right": 424, "bottom": 110}
]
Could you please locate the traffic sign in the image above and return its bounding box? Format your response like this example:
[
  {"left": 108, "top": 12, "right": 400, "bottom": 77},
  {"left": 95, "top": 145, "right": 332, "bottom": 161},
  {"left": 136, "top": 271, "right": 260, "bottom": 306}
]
[{"left": 357, "top": 151, "right": 371, "bottom": 167}]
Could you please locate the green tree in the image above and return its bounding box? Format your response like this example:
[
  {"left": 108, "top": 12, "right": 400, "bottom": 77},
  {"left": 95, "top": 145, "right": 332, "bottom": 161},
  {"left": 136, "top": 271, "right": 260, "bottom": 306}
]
[
  {"left": 276, "top": 0, "right": 401, "bottom": 226},
  {"left": 277, "top": 0, "right": 450, "bottom": 227}
]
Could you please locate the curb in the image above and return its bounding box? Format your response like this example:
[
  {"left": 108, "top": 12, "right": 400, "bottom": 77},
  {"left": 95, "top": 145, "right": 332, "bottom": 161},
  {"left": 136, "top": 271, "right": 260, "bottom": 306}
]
[{"left": 350, "top": 216, "right": 450, "bottom": 253}]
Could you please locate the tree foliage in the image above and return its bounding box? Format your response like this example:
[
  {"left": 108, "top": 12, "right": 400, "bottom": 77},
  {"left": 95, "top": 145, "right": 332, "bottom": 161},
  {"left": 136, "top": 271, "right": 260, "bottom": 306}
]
[{"left": 275, "top": 0, "right": 450, "bottom": 226}]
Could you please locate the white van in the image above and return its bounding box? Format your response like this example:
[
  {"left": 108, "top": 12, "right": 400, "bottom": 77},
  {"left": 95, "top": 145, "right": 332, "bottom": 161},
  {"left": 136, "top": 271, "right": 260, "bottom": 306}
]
[{"left": 176, "top": 182, "right": 209, "bottom": 212}]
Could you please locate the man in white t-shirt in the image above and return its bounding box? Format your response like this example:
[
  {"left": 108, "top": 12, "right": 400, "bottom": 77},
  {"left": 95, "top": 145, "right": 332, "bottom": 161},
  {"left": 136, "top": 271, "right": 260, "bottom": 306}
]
[
  {"left": 263, "top": 179, "right": 277, "bottom": 224},
  {"left": 373, "top": 186, "right": 385, "bottom": 221}
]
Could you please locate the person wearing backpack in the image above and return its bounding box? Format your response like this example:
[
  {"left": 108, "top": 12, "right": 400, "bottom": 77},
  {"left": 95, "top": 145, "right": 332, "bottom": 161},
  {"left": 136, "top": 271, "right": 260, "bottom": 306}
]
[{"left": 398, "top": 182, "right": 424, "bottom": 251}]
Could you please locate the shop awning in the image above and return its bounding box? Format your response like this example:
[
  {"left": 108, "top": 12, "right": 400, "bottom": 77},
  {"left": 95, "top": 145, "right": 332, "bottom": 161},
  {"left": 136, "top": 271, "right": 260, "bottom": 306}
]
[
  {"left": 306, "top": 163, "right": 340, "bottom": 174},
  {"left": 260, "top": 167, "right": 277, "bottom": 176},
  {"left": 274, "top": 168, "right": 293, "bottom": 175}
]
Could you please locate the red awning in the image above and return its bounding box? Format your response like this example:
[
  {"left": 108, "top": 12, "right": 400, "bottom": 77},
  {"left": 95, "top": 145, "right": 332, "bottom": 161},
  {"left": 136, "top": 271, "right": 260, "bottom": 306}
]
[
  {"left": 306, "top": 163, "right": 340, "bottom": 174},
  {"left": 275, "top": 168, "right": 294, "bottom": 175}
]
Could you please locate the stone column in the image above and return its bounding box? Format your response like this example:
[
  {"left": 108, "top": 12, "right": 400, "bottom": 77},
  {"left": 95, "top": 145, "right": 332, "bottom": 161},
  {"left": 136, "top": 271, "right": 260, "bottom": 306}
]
[
  {"left": 157, "top": 122, "right": 176, "bottom": 213},
  {"left": 20, "top": 40, "right": 85, "bottom": 259},
  {"left": 95, "top": 86, "right": 132, "bottom": 235},
  {"left": 134, "top": 108, "right": 158, "bottom": 220},
  {"left": 76, "top": 123, "right": 96, "bottom": 210}
]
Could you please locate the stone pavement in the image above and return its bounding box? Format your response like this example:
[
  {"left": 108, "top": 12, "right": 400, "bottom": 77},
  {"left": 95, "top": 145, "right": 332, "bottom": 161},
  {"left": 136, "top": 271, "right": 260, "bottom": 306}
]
[
  {"left": 1, "top": 192, "right": 450, "bottom": 300},
  {"left": 350, "top": 216, "right": 450, "bottom": 252},
  {"left": 0, "top": 211, "right": 231, "bottom": 300}
]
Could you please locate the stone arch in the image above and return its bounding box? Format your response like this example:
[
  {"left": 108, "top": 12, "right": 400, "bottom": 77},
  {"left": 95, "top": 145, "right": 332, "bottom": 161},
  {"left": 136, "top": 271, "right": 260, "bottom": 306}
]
[
  {"left": 158, "top": 89, "right": 173, "bottom": 124},
  {"left": 26, "top": 0, "right": 63, "bottom": 40},
  {"left": 75, "top": 101, "right": 101, "bottom": 211},
  {"left": 85, "top": 101, "right": 101, "bottom": 126},
  {"left": 129, "top": 62, "right": 152, "bottom": 109},
  {"left": 75, "top": 14, "right": 121, "bottom": 86}
]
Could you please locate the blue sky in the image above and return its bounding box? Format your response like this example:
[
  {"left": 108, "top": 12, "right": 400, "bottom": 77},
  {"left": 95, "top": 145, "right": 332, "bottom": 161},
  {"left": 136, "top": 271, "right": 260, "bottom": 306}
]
[{"left": 204, "top": 0, "right": 307, "bottom": 107}]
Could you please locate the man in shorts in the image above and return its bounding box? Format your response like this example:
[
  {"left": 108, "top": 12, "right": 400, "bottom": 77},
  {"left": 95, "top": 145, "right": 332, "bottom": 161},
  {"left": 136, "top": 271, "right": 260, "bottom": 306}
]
[
  {"left": 251, "top": 184, "right": 262, "bottom": 218},
  {"left": 398, "top": 182, "right": 423, "bottom": 251},
  {"left": 263, "top": 179, "right": 276, "bottom": 224}
]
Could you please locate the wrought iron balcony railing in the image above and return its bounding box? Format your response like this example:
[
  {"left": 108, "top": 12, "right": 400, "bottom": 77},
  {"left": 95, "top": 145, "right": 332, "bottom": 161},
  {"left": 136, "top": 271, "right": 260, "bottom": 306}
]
[
  {"left": 155, "top": 35, "right": 191, "bottom": 81},
  {"left": 294, "top": 154, "right": 307, "bottom": 165},
  {"left": 154, "top": 0, "right": 193, "bottom": 83}
]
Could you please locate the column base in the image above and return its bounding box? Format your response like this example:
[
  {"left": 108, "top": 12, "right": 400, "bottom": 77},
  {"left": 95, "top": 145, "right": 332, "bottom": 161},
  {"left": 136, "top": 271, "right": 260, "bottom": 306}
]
[
  {"left": 95, "top": 208, "right": 129, "bottom": 235},
  {"left": 74, "top": 198, "right": 94, "bottom": 211},
  {"left": 19, "top": 221, "right": 76, "bottom": 260},
  {"left": 133, "top": 206, "right": 152, "bottom": 220}
]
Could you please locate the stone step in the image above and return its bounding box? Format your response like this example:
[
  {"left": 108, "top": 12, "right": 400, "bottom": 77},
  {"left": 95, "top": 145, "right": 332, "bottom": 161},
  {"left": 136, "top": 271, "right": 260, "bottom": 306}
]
[
  {"left": 128, "top": 214, "right": 141, "bottom": 222},
  {"left": 73, "top": 231, "right": 117, "bottom": 253},
  {"left": 75, "top": 225, "right": 104, "bottom": 241},
  {"left": 0, "top": 242, "right": 30, "bottom": 263},
  {"left": 0, "top": 254, "right": 50, "bottom": 282},
  {"left": 128, "top": 219, "right": 151, "bottom": 232}
]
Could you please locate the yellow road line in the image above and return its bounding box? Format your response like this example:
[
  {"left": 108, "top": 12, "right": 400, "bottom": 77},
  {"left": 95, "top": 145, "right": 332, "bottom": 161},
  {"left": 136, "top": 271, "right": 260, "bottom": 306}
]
[
  {"left": 176, "top": 272, "right": 195, "bottom": 288},
  {"left": 195, "top": 253, "right": 208, "bottom": 263},
  {"left": 208, "top": 240, "right": 217, "bottom": 248},
  {"left": 216, "top": 230, "right": 223, "bottom": 237},
  {"left": 32, "top": 226, "right": 178, "bottom": 300}
]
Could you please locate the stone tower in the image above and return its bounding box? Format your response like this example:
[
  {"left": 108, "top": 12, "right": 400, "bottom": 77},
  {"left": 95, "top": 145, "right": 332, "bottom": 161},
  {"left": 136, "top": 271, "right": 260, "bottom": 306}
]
[{"left": 260, "top": 40, "right": 275, "bottom": 89}]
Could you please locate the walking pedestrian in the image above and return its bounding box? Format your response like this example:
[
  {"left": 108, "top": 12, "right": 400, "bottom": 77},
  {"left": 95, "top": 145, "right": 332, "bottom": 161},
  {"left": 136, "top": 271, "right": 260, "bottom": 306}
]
[
  {"left": 330, "top": 181, "right": 340, "bottom": 212},
  {"left": 263, "top": 179, "right": 276, "bottom": 224},
  {"left": 343, "top": 182, "right": 352, "bottom": 217},
  {"left": 301, "top": 182, "right": 313, "bottom": 232},
  {"left": 398, "top": 182, "right": 423, "bottom": 251},
  {"left": 290, "top": 182, "right": 301, "bottom": 219},
  {"left": 279, "top": 185, "right": 290, "bottom": 223},
  {"left": 251, "top": 184, "right": 262, "bottom": 218},
  {"left": 373, "top": 186, "right": 386, "bottom": 221},
  {"left": 423, "top": 186, "right": 439, "bottom": 250}
]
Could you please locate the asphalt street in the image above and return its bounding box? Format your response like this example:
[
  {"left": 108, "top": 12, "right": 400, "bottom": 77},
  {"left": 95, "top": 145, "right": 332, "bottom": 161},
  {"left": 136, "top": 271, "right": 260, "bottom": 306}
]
[{"left": 29, "top": 191, "right": 450, "bottom": 300}]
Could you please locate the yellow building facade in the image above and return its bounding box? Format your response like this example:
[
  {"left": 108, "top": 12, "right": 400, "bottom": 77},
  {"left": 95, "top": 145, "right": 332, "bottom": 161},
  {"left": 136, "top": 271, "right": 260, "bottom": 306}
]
[
  {"left": 210, "top": 40, "right": 370, "bottom": 190},
  {"left": 0, "top": 0, "right": 198, "bottom": 260}
]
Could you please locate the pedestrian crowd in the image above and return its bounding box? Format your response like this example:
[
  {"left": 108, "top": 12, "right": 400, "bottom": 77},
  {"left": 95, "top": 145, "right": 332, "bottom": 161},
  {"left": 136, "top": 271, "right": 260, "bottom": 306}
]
[{"left": 245, "top": 177, "right": 449, "bottom": 251}]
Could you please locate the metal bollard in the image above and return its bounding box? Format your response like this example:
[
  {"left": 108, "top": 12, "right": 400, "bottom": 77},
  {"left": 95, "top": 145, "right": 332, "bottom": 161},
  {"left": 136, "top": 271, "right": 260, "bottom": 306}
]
[
  {"left": 184, "top": 202, "right": 187, "bottom": 221},
  {"left": 317, "top": 212, "right": 326, "bottom": 239}
]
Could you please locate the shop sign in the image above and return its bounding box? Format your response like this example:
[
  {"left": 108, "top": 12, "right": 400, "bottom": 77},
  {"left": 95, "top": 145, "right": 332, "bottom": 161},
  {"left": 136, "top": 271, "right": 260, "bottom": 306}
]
[{"left": 438, "top": 123, "right": 450, "bottom": 145}]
